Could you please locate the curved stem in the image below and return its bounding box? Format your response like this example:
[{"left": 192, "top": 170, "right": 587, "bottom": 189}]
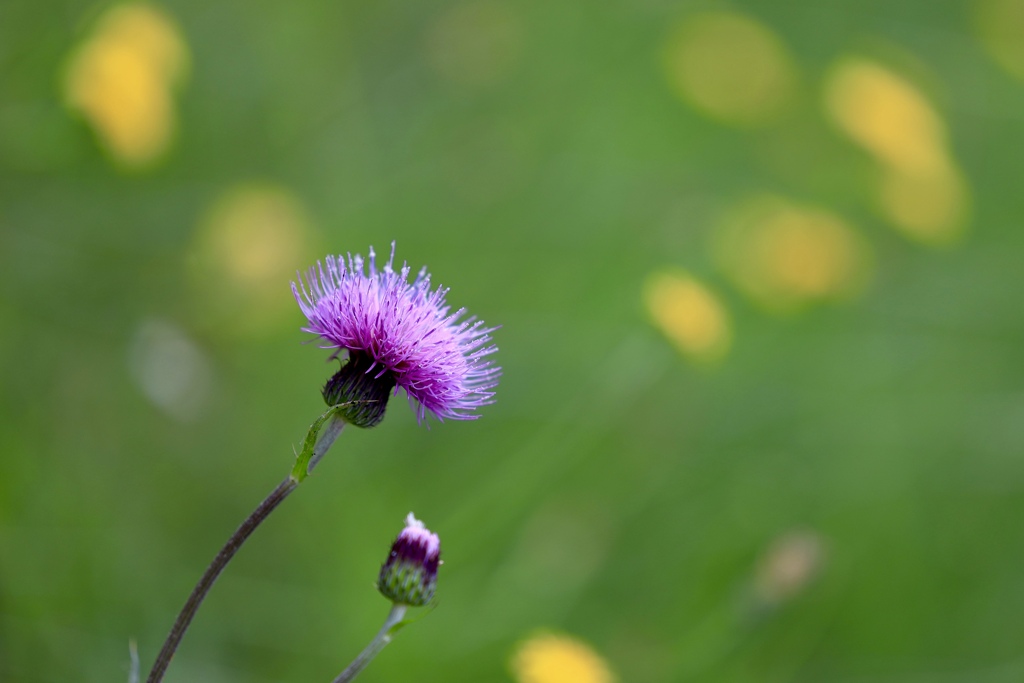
[
  {"left": 331, "top": 604, "right": 408, "bottom": 683},
  {"left": 146, "top": 408, "right": 347, "bottom": 682},
  {"left": 146, "top": 477, "right": 298, "bottom": 683}
]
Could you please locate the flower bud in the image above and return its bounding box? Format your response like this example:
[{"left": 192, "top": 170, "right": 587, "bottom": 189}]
[{"left": 378, "top": 513, "right": 441, "bottom": 606}]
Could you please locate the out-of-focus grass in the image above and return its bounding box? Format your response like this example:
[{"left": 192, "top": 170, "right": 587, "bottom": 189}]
[{"left": 4, "top": 1, "right": 1024, "bottom": 682}]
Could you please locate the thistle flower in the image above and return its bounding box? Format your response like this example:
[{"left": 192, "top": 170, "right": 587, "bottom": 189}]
[
  {"left": 378, "top": 513, "right": 441, "bottom": 607},
  {"left": 293, "top": 244, "right": 500, "bottom": 427}
]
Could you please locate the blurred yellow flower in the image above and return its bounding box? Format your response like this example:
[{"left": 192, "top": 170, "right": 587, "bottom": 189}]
[
  {"left": 203, "top": 185, "right": 308, "bottom": 288},
  {"left": 643, "top": 270, "right": 731, "bottom": 364},
  {"left": 64, "top": 3, "right": 188, "bottom": 168},
  {"left": 663, "top": 11, "right": 798, "bottom": 126},
  {"left": 823, "top": 57, "right": 969, "bottom": 245},
  {"left": 714, "top": 195, "right": 870, "bottom": 312},
  {"left": 824, "top": 58, "right": 945, "bottom": 175},
  {"left": 878, "top": 164, "right": 970, "bottom": 246},
  {"left": 190, "top": 184, "right": 313, "bottom": 334},
  {"left": 973, "top": 0, "right": 1024, "bottom": 81},
  {"left": 511, "top": 632, "right": 616, "bottom": 683}
]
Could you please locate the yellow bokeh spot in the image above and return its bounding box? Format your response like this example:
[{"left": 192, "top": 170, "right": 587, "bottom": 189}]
[
  {"left": 64, "top": 3, "right": 188, "bottom": 168},
  {"left": 973, "top": 0, "right": 1024, "bottom": 81},
  {"left": 643, "top": 270, "right": 731, "bottom": 364},
  {"left": 823, "top": 57, "right": 971, "bottom": 245},
  {"left": 878, "top": 164, "right": 969, "bottom": 246},
  {"left": 824, "top": 58, "right": 946, "bottom": 174},
  {"left": 663, "top": 11, "right": 798, "bottom": 126},
  {"left": 191, "top": 184, "right": 312, "bottom": 333},
  {"left": 204, "top": 186, "right": 308, "bottom": 287},
  {"left": 714, "top": 196, "right": 870, "bottom": 312},
  {"left": 511, "top": 633, "right": 616, "bottom": 683}
]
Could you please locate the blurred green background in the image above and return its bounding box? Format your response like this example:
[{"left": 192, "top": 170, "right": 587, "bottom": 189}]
[{"left": 4, "top": 0, "right": 1024, "bottom": 681}]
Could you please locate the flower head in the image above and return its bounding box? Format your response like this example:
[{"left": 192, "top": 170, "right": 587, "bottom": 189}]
[
  {"left": 293, "top": 244, "right": 499, "bottom": 427},
  {"left": 378, "top": 513, "right": 441, "bottom": 606}
]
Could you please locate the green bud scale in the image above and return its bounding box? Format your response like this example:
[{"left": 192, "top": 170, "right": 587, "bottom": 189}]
[{"left": 378, "top": 513, "right": 441, "bottom": 607}]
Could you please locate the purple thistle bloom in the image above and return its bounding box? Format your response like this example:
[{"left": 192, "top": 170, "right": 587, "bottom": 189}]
[
  {"left": 292, "top": 244, "right": 500, "bottom": 426},
  {"left": 378, "top": 513, "right": 441, "bottom": 606}
]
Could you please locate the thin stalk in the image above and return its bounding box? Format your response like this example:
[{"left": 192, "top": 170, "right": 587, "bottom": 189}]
[
  {"left": 331, "top": 604, "right": 408, "bottom": 683},
  {"left": 146, "top": 477, "right": 298, "bottom": 683},
  {"left": 147, "top": 411, "right": 346, "bottom": 683}
]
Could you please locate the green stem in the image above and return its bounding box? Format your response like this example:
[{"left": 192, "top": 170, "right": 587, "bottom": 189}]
[
  {"left": 147, "top": 408, "right": 348, "bottom": 683},
  {"left": 146, "top": 477, "right": 298, "bottom": 683},
  {"left": 331, "top": 604, "right": 408, "bottom": 683}
]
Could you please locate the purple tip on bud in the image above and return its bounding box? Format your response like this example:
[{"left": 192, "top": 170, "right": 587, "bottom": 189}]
[{"left": 378, "top": 513, "right": 441, "bottom": 606}]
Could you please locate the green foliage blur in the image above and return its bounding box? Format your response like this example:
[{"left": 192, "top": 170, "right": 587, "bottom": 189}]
[{"left": 4, "top": 0, "right": 1024, "bottom": 681}]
